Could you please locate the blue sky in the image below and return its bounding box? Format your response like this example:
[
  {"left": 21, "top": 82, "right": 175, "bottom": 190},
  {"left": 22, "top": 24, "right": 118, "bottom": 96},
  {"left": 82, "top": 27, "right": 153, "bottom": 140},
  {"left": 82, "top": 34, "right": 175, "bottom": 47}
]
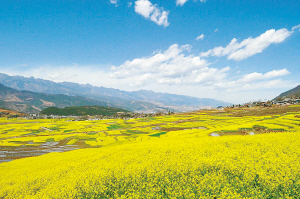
[{"left": 0, "top": 0, "right": 299, "bottom": 103}]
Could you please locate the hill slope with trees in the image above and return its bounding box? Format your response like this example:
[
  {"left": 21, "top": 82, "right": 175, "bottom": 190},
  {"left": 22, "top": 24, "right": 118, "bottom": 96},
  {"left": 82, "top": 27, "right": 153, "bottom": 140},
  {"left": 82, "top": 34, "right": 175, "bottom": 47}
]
[
  {"left": 274, "top": 85, "right": 300, "bottom": 100},
  {"left": 40, "top": 106, "right": 130, "bottom": 116}
]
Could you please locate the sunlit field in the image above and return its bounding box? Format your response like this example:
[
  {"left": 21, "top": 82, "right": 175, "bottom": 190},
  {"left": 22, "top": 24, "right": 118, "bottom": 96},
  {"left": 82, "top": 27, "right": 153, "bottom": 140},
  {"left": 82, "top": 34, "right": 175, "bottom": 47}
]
[{"left": 1, "top": 106, "right": 300, "bottom": 198}]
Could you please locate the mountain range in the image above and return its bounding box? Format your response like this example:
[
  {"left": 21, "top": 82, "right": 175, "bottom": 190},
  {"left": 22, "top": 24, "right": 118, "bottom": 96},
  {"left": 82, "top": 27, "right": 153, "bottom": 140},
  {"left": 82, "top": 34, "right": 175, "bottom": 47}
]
[
  {"left": 0, "top": 83, "right": 118, "bottom": 113},
  {"left": 0, "top": 73, "right": 232, "bottom": 113}
]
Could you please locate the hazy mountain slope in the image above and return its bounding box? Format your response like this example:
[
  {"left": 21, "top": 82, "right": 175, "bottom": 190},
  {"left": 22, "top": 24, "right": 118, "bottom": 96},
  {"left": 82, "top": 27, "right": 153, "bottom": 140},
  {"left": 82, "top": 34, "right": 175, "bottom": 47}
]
[
  {"left": 274, "top": 85, "right": 300, "bottom": 100},
  {"left": 128, "top": 90, "right": 230, "bottom": 107},
  {"left": 0, "top": 84, "right": 125, "bottom": 114},
  {"left": 0, "top": 73, "right": 232, "bottom": 111}
]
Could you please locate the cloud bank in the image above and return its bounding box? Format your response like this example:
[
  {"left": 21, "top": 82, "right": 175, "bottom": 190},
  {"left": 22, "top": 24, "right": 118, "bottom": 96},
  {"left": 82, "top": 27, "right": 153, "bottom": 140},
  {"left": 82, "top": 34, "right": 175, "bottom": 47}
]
[
  {"left": 109, "top": 44, "right": 290, "bottom": 91},
  {"left": 110, "top": 44, "right": 229, "bottom": 86}
]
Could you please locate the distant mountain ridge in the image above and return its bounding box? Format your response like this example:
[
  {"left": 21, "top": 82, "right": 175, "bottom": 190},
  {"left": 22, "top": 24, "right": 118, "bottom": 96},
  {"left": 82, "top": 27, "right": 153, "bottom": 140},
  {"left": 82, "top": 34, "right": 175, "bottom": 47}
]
[
  {"left": 0, "top": 84, "right": 121, "bottom": 113},
  {"left": 0, "top": 73, "right": 232, "bottom": 112},
  {"left": 274, "top": 85, "right": 300, "bottom": 100}
]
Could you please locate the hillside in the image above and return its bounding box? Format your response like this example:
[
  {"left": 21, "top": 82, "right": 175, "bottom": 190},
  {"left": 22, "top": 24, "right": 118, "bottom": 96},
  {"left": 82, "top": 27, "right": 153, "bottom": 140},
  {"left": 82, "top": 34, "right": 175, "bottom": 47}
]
[
  {"left": 0, "top": 84, "right": 122, "bottom": 114},
  {"left": 40, "top": 106, "right": 130, "bottom": 116},
  {"left": 0, "top": 73, "right": 232, "bottom": 111},
  {"left": 274, "top": 85, "right": 300, "bottom": 100},
  {"left": 0, "top": 107, "right": 24, "bottom": 117}
]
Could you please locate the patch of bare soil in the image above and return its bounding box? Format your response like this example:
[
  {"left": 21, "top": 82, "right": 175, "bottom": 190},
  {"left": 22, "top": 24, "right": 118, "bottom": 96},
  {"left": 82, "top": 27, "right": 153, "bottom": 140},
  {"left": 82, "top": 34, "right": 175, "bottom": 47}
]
[
  {"left": 32, "top": 106, "right": 42, "bottom": 111},
  {"left": 0, "top": 108, "right": 25, "bottom": 117},
  {"left": 3, "top": 95, "right": 23, "bottom": 102},
  {"left": 40, "top": 99, "right": 55, "bottom": 106}
]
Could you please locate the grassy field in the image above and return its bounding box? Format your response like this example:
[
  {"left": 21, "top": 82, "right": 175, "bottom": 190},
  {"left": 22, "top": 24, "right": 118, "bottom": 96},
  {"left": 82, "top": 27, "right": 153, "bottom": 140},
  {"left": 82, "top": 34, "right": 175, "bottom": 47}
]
[{"left": 1, "top": 105, "right": 300, "bottom": 198}]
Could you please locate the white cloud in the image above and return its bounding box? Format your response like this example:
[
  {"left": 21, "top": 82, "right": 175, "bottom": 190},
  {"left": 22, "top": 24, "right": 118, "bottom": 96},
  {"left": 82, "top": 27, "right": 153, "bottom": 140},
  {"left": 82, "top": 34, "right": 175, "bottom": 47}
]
[
  {"left": 196, "top": 34, "right": 205, "bottom": 41},
  {"left": 109, "top": 44, "right": 290, "bottom": 93},
  {"left": 214, "top": 28, "right": 218, "bottom": 32},
  {"left": 109, "top": 0, "right": 118, "bottom": 5},
  {"left": 128, "top": 2, "right": 133, "bottom": 7},
  {"left": 238, "top": 69, "right": 290, "bottom": 82},
  {"left": 134, "top": 0, "right": 169, "bottom": 27},
  {"left": 214, "top": 79, "right": 291, "bottom": 95},
  {"left": 176, "top": 0, "right": 207, "bottom": 6},
  {"left": 292, "top": 24, "right": 300, "bottom": 31},
  {"left": 176, "top": 0, "right": 188, "bottom": 6},
  {"left": 110, "top": 44, "right": 230, "bottom": 86},
  {"left": 201, "top": 28, "right": 293, "bottom": 61},
  {"left": 213, "top": 69, "right": 290, "bottom": 92}
]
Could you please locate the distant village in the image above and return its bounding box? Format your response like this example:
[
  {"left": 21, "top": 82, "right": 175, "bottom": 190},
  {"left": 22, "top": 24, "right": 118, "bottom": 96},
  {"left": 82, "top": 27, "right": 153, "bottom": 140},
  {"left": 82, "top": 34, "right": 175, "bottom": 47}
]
[
  {"left": 5, "top": 97, "right": 300, "bottom": 120},
  {"left": 227, "top": 97, "right": 300, "bottom": 109},
  {"left": 214, "top": 96, "right": 300, "bottom": 111},
  {"left": 24, "top": 111, "right": 173, "bottom": 121}
]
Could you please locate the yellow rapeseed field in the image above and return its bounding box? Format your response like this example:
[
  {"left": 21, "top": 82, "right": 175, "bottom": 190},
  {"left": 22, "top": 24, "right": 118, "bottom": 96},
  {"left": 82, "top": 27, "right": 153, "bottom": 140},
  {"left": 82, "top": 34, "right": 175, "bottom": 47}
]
[{"left": 1, "top": 107, "right": 300, "bottom": 198}]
